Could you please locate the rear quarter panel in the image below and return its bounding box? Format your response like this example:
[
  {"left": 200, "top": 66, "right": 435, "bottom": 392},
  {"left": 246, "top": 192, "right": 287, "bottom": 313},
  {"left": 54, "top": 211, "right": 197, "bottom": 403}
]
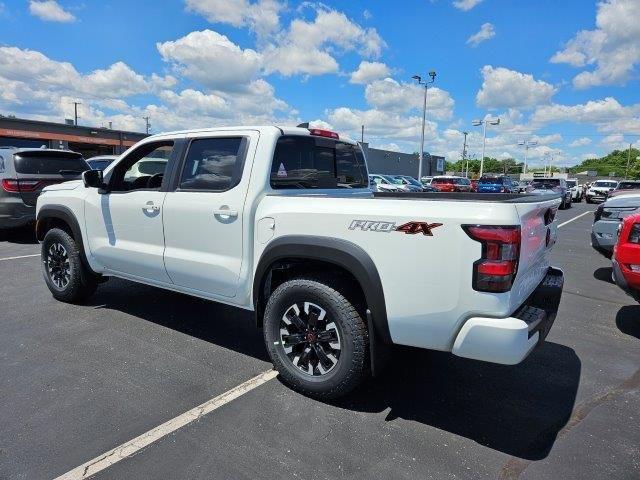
[{"left": 254, "top": 194, "right": 560, "bottom": 351}]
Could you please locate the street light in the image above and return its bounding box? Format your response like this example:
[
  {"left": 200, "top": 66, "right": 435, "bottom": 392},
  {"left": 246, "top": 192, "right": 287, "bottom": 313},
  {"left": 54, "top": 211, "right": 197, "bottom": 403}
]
[
  {"left": 517, "top": 139, "right": 538, "bottom": 174},
  {"left": 412, "top": 70, "right": 436, "bottom": 181},
  {"left": 472, "top": 116, "right": 500, "bottom": 177}
]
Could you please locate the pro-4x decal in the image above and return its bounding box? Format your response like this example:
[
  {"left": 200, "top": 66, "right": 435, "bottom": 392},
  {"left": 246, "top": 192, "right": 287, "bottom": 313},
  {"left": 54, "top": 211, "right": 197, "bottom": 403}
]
[{"left": 349, "top": 220, "right": 442, "bottom": 236}]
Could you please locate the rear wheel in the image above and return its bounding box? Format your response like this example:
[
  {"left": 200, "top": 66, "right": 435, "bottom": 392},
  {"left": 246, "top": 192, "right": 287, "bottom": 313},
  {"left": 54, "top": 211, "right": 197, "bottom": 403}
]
[
  {"left": 42, "top": 228, "right": 97, "bottom": 303},
  {"left": 263, "top": 277, "right": 369, "bottom": 399}
]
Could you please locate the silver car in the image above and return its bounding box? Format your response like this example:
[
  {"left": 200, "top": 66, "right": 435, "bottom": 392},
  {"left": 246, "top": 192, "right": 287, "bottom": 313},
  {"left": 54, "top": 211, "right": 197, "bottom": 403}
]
[{"left": 591, "top": 193, "right": 640, "bottom": 257}]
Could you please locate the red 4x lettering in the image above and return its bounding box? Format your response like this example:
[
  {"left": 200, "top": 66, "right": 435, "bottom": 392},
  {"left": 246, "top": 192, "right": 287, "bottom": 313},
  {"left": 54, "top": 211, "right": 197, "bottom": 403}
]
[{"left": 395, "top": 221, "right": 443, "bottom": 236}]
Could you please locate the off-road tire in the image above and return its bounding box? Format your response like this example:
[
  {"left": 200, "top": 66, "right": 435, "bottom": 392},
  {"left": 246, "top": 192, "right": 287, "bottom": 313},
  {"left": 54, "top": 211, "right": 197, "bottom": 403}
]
[
  {"left": 42, "top": 228, "right": 98, "bottom": 303},
  {"left": 264, "top": 277, "right": 369, "bottom": 399}
]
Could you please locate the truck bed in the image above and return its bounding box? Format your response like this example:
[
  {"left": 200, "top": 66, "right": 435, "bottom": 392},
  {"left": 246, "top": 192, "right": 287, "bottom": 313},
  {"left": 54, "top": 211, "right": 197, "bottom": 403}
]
[{"left": 373, "top": 191, "right": 561, "bottom": 203}]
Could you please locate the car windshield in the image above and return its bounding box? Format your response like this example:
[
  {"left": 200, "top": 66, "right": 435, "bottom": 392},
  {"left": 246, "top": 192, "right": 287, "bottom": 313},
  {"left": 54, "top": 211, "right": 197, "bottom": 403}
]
[
  {"left": 532, "top": 179, "right": 560, "bottom": 189},
  {"left": 566, "top": 180, "right": 577, "bottom": 187},
  {"left": 383, "top": 175, "right": 404, "bottom": 185},
  {"left": 455, "top": 178, "right": 470, "bottom": 185},
  {"left": 478, "top": 177, "right": 501, "bottom": 184},
  {"left": 594, "top": 181, "right": 617, "bottom": 188},
  {"left": 617, "top": 182, "right": 640, "bottom": 190},
  {"left": 398, "top": 176, "right": 422, "bottom": 186},
  {"left": 14, "top": 151, "right": 89, "bottom": 174}
]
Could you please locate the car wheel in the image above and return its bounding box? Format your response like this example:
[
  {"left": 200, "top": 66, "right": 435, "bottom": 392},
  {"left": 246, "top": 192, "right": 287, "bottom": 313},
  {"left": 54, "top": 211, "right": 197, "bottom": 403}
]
[
  {"left": 586, "top": 197, "right": 592, "bottom": 204},
  {"left": 263, "top": 277, "right": 369, "bottom": 399},
  {"left": 41, "top": 228, "right": 98, "bottom": 303}
]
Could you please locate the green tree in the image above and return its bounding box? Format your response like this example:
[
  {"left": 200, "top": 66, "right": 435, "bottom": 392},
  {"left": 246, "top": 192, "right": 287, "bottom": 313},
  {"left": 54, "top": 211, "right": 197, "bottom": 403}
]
[{"left": 569, "top": 148, "right": 640, "bottom": 178}]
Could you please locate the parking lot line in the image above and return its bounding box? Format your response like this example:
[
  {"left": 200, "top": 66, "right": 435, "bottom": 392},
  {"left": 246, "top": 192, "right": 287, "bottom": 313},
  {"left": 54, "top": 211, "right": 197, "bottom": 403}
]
[
  {"left": 558, "top": 211, "right": 593, "bottom": 229},
  {"left": 53, "top": 369, "right": 278, "bottom": 480},
  {"left": 0, "top": 253, "right": 40, "bottom": 262}
]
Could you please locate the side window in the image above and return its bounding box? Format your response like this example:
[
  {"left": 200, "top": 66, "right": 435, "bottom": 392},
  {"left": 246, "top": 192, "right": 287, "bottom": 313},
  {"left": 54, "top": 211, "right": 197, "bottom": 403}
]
[
  {"left": 110, "top": 141, "right": 174, "bottom": 192},
  {"left": 0, "top": 155, "right": 5, "bottom": 173},
  {"left": 179, "top": 137, "right": 245, "bottom": 191}
]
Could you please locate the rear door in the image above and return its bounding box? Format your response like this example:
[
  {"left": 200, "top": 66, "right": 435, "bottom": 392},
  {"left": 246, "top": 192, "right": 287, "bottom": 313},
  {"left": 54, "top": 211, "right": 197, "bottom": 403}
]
[
  {"left": 13, "top": 151, "right": 89, "bottom": 206},
  {"left": 162, "top": 132, "right": 257, "bottom": 298}
]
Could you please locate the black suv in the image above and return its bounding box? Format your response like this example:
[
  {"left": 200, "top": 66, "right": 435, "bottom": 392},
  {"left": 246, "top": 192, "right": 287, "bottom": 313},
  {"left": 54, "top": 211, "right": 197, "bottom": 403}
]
[{"left": 0, "top": 147, "right": 89, "bottom": 231}]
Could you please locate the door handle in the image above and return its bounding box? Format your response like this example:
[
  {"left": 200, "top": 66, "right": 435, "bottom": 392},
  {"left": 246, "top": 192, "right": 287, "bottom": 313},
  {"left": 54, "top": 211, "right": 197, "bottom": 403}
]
[
  {"left": 213, "top": 208, "right": 238, "bottom": 217},
  {"left": 142, "top": 201, "right": 160, "bottom": 213}
]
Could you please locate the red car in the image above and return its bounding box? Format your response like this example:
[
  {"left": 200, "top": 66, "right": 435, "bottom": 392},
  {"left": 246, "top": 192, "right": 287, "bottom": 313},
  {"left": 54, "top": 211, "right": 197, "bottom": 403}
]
[
  {"left": 431, "top": 176, "right": 471, "bottom": 193},
  {"left": 612, "top": 213, "right": 640, "bottom": 300}
]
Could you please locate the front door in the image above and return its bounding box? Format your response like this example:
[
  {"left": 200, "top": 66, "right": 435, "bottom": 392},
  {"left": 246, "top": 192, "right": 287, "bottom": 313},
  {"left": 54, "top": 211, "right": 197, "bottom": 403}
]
[
  {"left": 85, "top": 140, "right": 177, "bottom": 283},
  {"left": 162, "top": 133, "right": 256, "bottom": 297}
]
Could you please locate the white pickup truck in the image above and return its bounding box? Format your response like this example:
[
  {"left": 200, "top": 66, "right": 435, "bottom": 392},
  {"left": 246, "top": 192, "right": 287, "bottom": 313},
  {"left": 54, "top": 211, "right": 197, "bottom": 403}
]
[{"left": 36, "top": 125, "right": 564, "bottom": 398}]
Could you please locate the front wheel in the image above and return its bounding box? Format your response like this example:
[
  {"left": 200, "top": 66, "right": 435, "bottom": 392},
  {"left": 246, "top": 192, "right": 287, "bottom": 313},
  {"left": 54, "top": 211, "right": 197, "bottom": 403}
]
[
  {"left": 263, "top": 277, "right": 369, "bottom": 399},
  {"left": 42, "top": 228, "right": 98, "bottom": 303}
]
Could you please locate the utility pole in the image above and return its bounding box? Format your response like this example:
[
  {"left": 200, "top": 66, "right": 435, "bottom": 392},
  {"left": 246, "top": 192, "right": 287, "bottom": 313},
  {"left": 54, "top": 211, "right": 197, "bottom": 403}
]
[
  {"left": 461, "top": 131, "right": 468, "bottom": 177},
  {"left": 71, "top": 101, "right": 81, "bottom": 126},
  {"left": 412, "top": 71, "right": 437, "bottom": 181},
  {"left": 142, "top": 116, "right": 151, "bottom": 135},
  {"left": 626, "top": 143, "right": 633, "bottom": 179},
  {"left": 361, "top": 125, "right": 364, "bottom": 143}
]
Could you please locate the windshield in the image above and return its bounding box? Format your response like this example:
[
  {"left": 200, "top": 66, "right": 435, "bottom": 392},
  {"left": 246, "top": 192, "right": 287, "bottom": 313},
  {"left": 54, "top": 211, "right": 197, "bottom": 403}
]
[
  {"left": 566, "top": 180, "right": 577, "bottom": 187},
  {"left": 14, "top": 151, "right": 89, "bottom": 175},
  {"left": 478, "top": 177, "right": 501, "bottom": 184},
  {"left": 383, "top": 175, "right": 404, "bottom": 185},
  {"left": 532, "top": 179, "right": 560, "bottom": 189},
  {"left": 617, "top": 182, "right": 640, "bottom": 190},
  {"left": 594, "top": 181, "right": 617, "bottom": 188},
  {"left": 398, "top": 176, "right": 421, "bottom": 186}
]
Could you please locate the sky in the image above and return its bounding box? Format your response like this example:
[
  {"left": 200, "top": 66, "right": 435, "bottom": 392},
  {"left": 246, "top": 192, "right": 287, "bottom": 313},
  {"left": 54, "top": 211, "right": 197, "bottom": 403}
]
[{"left": 0, "top": 0, "right": 639, "bottom": 168}]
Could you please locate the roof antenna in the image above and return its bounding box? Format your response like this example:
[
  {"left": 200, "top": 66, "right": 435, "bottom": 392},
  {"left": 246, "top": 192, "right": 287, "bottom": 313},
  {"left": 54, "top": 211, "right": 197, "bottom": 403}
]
[{"left": 297, "top": 122, "right": 310, "bottom": 128}]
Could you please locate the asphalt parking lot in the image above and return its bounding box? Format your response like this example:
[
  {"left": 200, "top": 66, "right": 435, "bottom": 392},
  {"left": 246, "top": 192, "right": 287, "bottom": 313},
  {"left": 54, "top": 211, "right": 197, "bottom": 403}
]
[{"left": 1, "top": 201, "right": 639, "bottom": 480}]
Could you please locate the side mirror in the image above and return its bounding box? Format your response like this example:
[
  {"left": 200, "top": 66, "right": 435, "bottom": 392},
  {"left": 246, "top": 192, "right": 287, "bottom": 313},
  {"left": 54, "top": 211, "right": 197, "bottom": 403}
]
[{"left": 82, "top": 169, "right": 104, "bottom": 189}]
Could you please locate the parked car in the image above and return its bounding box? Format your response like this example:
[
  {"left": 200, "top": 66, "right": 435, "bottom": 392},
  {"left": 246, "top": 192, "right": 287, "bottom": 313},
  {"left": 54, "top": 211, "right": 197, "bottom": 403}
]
[
  {"left": 470, "top": 179, "right": 478, "bottom": 192},
  {"left": 517, "top": 180, "right": 532, "bottom": 194},
  {"left": 529, "top": 178, "right": 572, "bottom": 209},
  {"left": 586, "top": 180, "right": 618, "bottom": 203},
  {"left": 476, "top": 176, "right": 518, "bottom": 194},
  {"left": 591, "top": 193, "right": 640, "bottom": 258},
  {"left": 0, "top": 147, "right": 89, "bottom": 232},
  {"left": 566, "top": 179, "right": 582, "bottom": 202},
  {"left": 393, "top": 175, "right": 429, "bottom": 192},
  {"left": 420, "top": 176, "right": 433, "bottom": 186},
  {"left": 612, "top": 213, "right": 640, "bottom": 301},
  {"left": 86, "top": 155, "right": 118, "bottom": 170},
  {"left": 35, "top": 125, "right": 564, "bottom": 399},
  {"left": 369, "top": 174, "right": 405, "bottom": 192},
  {"left": 430, "top": 176, "right": 470, "bottom": 192},
  {"left": 608, "top": 180, "right": 640, "bottom": 199}
]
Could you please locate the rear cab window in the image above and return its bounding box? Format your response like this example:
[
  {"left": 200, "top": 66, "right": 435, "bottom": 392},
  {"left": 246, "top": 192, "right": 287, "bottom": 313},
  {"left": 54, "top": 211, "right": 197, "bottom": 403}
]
[
  {"left": 13, "top": 151, "right": 89, "bottom": 175},
  {"left": 478, "top": 177, "right": 500, "bottom": 184},
  {"left": 270, "top": 135, "right": 367, "bottom": 189}
]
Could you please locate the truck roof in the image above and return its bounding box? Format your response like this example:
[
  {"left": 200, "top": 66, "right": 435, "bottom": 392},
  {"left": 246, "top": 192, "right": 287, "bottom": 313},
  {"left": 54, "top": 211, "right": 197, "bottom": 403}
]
[
  {"left": 0, "top": 146, "right": 82, "bottom": 155},
  {"left": 144, "top": 125, "right": 358, "bottom": 145}
]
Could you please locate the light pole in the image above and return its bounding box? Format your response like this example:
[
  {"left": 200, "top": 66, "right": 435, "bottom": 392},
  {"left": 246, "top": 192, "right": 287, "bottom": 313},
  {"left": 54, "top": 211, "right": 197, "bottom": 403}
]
[
  {"left": 472, "top": 116, "right": 500, "bottom": 177},
  {"left": 517, "top": 139, "right": 538, "bottom": 175},
  {"left": 461, "top": 131, "right": 468, "bottom": 177},
  {"left": 412, "top": 71, "right": 436, "bottom": 181}
]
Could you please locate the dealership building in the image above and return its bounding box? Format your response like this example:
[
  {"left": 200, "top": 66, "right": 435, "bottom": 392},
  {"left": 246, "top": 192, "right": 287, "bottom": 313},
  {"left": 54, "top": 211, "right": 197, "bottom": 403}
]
[
  {"left": 359, "top": 142, "right": 445, "bottom": 178},
  {"left": 0, "top": 116, "right": 147, "bottom": 159}
]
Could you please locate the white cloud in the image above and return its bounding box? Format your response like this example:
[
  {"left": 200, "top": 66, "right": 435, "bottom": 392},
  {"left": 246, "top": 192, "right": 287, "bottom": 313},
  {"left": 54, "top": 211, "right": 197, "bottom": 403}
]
[
  {"left": 453, "top": 0, "right": 483, "bottom": 11},
  {"left": 467, "top": 23, "right": 495, "bottom": 47},
  {"left": 263, "top": 7, "right": 385, "bottom": 76},
  {"left": 157, "top": 30, "right": 262, "bottom": 91},
  {"left": 476, "top": 66, "right": 557, "bottom": 109},
  {"left": 569, "top": 137, "right": 592, "bottom": 147},
  {"left": 550, "top": 0, "right": 640, "bottom": 88},
  {"left": 184, "top": 0, "right": 283, "bottom": 38},
  {"left": 29, "top": 0, "right": 75, "bottom": 23},
  {"left": 364, "top": 78, "right": 454, "bottom": 120},
  {"left": 600, "top": 133, "right": 627, "bottom": 149},
  {"left": 349, "top": 61, "right": 391, "bottom": 84}
]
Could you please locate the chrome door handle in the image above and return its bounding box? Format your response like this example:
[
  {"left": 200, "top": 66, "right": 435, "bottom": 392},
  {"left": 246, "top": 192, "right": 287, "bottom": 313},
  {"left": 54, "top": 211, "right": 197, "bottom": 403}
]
[{"left": 213, "top": 208, "right": 238, "bottom": 217}]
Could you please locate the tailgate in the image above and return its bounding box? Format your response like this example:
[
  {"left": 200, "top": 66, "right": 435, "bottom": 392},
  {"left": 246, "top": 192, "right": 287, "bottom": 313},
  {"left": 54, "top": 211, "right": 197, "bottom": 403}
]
[{"left": 509, "top": 198, "right": 560, "bottom": 312}]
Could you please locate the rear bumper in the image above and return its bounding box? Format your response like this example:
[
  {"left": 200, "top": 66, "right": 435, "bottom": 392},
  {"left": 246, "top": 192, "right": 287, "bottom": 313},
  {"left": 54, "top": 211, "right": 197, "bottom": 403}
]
[
  {"left": 612, "top": 259, "right": 640, "bottom": 300},
  {"left": 591, "top": 220, "right": 619, "bottom": 256},
  {"left": 452, "top": 267, "right": 564, "bottom": 365},
  {"left": 0, "top": 197, "right": 35, "bottom": 229}
]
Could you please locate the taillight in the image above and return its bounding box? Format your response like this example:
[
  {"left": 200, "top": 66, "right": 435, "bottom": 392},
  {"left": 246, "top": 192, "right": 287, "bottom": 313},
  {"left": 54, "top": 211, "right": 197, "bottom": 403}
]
[
  {"left": 1, "top": 179, "right": 42, "bottom": 192},
  {"left": 308, "top": 128, "right": 339, "bottom": 139},
  {"left": 463, "top": 225, "right": 521, "bottom": 293},
  {"left": 629, "top": 223, "right": 640, "bottom": 244}
]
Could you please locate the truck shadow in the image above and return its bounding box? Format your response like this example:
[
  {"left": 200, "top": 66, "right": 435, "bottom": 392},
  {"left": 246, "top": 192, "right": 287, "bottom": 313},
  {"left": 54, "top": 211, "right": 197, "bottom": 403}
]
[
  {"left": 332, "top": 342, "right": 581, "bottom": 462},
  {"left": 1, "top": 225, "right": 38, "bottom": 244},
  {"left": 616, "top": 305, "right": 640, "bottom": 339},
  {"left": 87, "top": 278, "right": 580, "bottom": 462},
  {"left": 88, "top": 278, "right": 270, "bottom": 363}
]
